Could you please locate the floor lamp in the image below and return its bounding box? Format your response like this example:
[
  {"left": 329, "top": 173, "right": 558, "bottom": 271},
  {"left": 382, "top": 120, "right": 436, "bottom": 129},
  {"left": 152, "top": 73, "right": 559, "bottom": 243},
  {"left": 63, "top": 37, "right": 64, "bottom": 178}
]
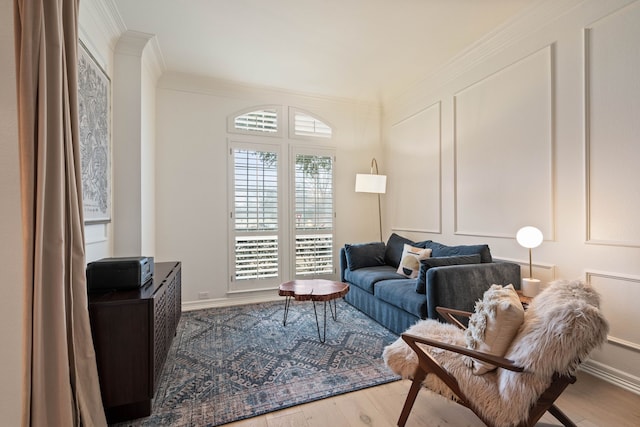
[{"left": 355, "top": 158, "right": 387, "bottom": 242}]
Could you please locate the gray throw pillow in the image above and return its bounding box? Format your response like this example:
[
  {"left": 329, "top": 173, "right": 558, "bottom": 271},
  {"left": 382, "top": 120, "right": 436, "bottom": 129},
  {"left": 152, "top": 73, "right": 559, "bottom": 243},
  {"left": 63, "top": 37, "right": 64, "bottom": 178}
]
[
  {"left": 424, "top": 241, "right": 492, "bottom": 263},
  {"left": 384, "top": 233, "right": 432, "bottom": 268},
  {"left": 415, "top": 254, "right": 482, "bottom": 294},
  {"left": 344, "top": 242, "right": 386, "bottom": 271}
]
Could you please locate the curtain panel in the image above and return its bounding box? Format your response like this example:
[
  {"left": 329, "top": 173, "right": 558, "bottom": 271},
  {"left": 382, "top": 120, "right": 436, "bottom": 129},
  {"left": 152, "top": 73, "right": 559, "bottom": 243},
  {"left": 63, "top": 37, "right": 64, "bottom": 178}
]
[{"left": 14, "top": 0, "right": 106, "bottom": 425}]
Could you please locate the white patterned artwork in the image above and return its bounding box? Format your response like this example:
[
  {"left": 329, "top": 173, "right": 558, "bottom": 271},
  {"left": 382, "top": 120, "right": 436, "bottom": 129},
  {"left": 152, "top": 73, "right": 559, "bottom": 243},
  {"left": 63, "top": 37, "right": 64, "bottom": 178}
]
[{"left": 78, "top": 42, "right": 110, "bottom": 223}]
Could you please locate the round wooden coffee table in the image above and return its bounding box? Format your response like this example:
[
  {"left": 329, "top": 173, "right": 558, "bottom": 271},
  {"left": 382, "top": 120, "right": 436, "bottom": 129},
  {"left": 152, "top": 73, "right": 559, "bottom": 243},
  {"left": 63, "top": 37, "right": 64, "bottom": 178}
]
[{"left": 278, "top": 279, "right": 349, "bottom": 343}]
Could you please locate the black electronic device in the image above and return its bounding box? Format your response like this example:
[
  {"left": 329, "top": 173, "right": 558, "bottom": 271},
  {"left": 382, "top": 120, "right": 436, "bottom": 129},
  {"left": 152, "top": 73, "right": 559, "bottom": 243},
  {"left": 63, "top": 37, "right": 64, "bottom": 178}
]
[{"left": 86, "top": 256, "right": 154, "bottom": 292}]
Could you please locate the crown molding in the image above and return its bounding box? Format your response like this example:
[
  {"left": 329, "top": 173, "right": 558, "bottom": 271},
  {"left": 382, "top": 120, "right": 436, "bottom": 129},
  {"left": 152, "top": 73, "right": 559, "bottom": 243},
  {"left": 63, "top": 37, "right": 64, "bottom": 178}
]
[
  {"left": 115, "top": 30, "right": 166, "bottom": 82},
  {"left": 78, "top": 0, "right": 126, "bottom": 69},
  {"left": 387, "top": 0, "right": 584, "bottom": 110}
]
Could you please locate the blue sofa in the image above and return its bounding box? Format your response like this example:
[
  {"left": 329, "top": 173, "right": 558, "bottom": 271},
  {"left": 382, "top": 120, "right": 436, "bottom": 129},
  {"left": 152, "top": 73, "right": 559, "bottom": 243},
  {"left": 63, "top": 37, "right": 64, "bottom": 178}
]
[{"left": 340, "top": 233, "right": 521, "bottom": 335}]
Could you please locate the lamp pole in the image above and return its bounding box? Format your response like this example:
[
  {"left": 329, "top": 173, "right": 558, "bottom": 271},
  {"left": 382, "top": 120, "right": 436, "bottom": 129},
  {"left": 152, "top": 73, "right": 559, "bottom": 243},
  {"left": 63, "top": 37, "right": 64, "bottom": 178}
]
[{"left": 371, "top": 158, "right": 383, "bottom": 241}]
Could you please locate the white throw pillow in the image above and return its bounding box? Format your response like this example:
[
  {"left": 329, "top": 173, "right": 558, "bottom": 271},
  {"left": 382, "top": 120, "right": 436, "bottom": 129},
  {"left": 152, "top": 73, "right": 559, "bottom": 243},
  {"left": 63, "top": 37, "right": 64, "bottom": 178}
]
[
  {"left": 396, "top": 244, "right": 432, "bottom": 278},
  {"left": 464, "top": 284, "right": 524, "bottom": 375}
]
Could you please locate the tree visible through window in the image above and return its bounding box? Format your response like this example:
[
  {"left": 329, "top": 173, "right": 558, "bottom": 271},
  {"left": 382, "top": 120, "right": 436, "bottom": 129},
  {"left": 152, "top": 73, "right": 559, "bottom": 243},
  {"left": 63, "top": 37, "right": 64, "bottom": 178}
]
[
  {"left": 294, "top": 154, "right": 333, "bottom": 276},
  {"left": 233, "top": 149, "right": 279, "bottom": 281},
  {"left": 229, "top": 107, "right": 334, "bottom": 289}
]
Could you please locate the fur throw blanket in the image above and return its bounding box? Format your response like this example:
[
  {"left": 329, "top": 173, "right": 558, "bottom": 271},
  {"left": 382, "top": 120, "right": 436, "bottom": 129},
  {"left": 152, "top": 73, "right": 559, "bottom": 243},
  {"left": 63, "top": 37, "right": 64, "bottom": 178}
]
[{"left": 383, "top": 279, "right": 609, "bottom": 427}]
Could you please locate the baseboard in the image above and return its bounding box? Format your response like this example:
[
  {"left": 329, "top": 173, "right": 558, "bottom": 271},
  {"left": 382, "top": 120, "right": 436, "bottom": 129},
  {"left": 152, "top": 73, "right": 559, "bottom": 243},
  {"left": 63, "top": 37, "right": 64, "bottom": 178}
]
[
  {"left": 182, "top": 294, "right": 283, "bottom": 312},
  {"left": 581, "top": 359, "right": 640, "bottom": 395}
]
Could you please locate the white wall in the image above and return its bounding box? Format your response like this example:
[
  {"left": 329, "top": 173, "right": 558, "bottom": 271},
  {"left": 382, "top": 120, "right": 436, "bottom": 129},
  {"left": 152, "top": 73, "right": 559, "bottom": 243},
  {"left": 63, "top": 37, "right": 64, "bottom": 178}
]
[
  {"left": 155, "top": 74, "right": 381, "bottom": 305},
  {"left": 112, "top": 31, "right": 162, "bottom": 258},
  {"left": 382, "top": 0, "right": 640, "bottom": 391},
  {"left": 0, "top": 2, "right": 25, "bottom": 423}
]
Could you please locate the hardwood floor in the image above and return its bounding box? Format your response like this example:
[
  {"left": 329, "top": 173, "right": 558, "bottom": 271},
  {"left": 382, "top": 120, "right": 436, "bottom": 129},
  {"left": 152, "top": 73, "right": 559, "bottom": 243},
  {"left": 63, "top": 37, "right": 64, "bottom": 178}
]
[{"left": 227, "top": 371, "right": 640, "bottom": 427}]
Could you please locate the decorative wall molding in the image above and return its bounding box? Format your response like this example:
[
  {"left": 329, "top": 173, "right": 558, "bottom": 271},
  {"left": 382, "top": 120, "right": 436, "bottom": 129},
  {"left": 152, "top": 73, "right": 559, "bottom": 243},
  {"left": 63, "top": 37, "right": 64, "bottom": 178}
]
[
  {"left": 79, "top": 0, "right": 126, "bottom": 69},
  {"left": 581, "top": 359, "right": 640, "bottom": 396},
  {"left": 494, "top": 257, "right": 556, "bottom": 284},
  {"left": 586, "top": 271, "right": 640, "bottom": 352},
  {"left": 387, "top": 0, "right": 583, "bottom": 115},
  {"left": 389, "top": 102, "right": 441, "bottom": 234},
  {"left": 584, "top": 1, "right": 640, "bottom": 248},
  {"left": 158, "top": 71, "right": 381, "bottom": 110},
  {"left": 453, "top": 46, "right": 554, "bottom": 239},
  {"left": 391, "top": 227, "right": 441, "bottom": 235}
]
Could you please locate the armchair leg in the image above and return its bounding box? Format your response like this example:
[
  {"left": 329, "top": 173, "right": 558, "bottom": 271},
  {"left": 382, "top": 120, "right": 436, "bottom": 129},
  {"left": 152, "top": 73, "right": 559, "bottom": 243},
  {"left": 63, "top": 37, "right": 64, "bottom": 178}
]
[
  {"left": 548, "top": 404, "right": 577, "bottom": 427},
  {"left": 398, "top": 368, "right": 427, "bottom": 427}
]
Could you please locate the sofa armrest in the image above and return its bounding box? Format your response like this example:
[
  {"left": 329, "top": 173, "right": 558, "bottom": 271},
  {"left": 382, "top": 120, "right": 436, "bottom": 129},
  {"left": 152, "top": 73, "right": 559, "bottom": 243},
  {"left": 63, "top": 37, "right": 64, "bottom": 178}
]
[
  {"left": 339, "top": 247, "right": 348, "bottom": 282},
  {"left": 425, "top": 262, "right": 521, "bottom": 322}
]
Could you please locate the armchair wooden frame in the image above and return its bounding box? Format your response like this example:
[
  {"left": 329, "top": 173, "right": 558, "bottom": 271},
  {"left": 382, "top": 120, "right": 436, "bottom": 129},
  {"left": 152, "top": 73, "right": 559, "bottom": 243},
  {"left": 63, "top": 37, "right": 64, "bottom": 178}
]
[{"left": 398, "top": 307, "right": 577, "bottom": 427}]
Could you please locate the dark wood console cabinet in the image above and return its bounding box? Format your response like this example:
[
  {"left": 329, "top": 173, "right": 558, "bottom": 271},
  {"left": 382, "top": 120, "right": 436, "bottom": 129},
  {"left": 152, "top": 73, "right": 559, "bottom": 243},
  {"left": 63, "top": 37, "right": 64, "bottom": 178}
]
[{"left": 88, "top": 261, "right": 182, "bottom": 423}]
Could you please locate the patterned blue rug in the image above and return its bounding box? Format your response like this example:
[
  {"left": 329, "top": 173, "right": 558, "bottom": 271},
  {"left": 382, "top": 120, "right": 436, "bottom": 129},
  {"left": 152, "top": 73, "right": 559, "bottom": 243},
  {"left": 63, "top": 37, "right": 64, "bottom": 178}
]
[{"left": 117, "top": 299, "right": 400, "bottom": 426}]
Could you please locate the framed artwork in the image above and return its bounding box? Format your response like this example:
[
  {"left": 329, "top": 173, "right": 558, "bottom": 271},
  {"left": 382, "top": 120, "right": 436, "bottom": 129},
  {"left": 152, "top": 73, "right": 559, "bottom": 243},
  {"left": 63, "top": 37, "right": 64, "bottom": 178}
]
[{"left": 78, "top": 41, "right": 111, "bottom": 223}]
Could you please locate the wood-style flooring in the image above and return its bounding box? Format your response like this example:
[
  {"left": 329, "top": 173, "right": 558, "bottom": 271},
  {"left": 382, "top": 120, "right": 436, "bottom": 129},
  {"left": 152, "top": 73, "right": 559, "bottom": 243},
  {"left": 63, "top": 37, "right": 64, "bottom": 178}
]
[{"left": 227, "top": 371, "right": 640, "bottom": 427}]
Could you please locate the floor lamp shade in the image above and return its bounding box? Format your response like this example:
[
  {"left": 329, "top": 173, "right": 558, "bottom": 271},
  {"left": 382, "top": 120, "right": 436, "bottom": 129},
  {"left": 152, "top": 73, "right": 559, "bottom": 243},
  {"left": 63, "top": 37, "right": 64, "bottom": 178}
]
[
  {"left": 355, "top": 158, "right": 387, "bottom": 242},
  {"left": 355, "top": 174, "right": 387, "bottom": 194}
]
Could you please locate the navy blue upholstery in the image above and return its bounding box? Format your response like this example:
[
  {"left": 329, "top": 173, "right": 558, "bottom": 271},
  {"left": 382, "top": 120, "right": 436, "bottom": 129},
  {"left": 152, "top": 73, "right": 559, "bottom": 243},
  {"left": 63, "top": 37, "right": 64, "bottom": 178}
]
[
  {"left": 344, "top": 242, "right": 386, "bottom": 270},
  {"left": 415, "top": 254, "right": 481, "bottom": 294},
  {"left": 374, "top": 280, "right": 427, "bottom": 318},
  {"left": 425, "top": 262, "right": 521, "bottom": 320},
  {"left": 424, "top": 241, "right": 493, "bottom": 263},
  {"left": 344, "top": 266, "right": 404, "bottom": 294},
  {"left": 339, "top": 241, "right": 522, "bottom": 334},
  {"left": 344, "top": 284, "right": 420, "bottom": 335}
]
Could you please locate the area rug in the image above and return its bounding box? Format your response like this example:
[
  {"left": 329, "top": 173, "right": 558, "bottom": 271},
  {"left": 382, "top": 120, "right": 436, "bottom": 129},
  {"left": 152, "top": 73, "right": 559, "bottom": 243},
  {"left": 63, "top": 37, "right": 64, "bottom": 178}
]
[{"left": 117, "top": 299, "right": 400, "bottom": 426}]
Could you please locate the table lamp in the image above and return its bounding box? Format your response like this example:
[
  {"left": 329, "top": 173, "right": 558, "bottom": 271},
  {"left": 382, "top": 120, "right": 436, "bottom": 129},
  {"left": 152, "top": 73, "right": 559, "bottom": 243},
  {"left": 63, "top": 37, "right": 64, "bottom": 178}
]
[{"left": 516, "top": 226, "right": 543, "bottom": 297}]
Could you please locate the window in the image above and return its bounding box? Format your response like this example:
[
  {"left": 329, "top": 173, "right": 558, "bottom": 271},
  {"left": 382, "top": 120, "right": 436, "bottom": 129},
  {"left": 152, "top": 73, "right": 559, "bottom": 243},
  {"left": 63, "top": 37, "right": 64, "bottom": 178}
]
[
  {"left": 291, "top": 109, "right": 332, "bottom": 138},
  {"left": 228, "top": 106, "right": 283, "bottom": 137},
  {"left": 293, "top": 152, "right": 334, "bottom": 276},
  {"left": 231, "top": 146, "right": 281, "bottom": 284},
  {"left": 228, "top": 106, "right": 334, "bottom": 291}
]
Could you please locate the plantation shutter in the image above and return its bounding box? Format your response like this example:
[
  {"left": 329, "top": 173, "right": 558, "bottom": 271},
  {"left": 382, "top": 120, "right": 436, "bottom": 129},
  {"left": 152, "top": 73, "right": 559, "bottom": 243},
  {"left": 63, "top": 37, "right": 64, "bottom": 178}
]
[
  {"left": 294, "top": 111, "right": 332, "bottom": 138},
  {"left": 294, "top": 153, "right": 334, "bottom": 276},
  {"left": 234, "top": 109, "right": 278, "bottom": 133},
  {"left": 233, "top": 148, "right": 279, "bottom": 281}
]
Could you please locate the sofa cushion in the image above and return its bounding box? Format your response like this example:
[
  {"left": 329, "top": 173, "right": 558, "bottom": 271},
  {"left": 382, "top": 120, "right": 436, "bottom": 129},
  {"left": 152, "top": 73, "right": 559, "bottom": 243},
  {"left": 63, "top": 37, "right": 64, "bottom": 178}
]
[
  {"left": 344, "top": 242, "right": 385, "bottom": 271},
  {"left": 415, "top": 254, "right": 482, "bottom": 294},
  {"left": 344, "top": 266, "right": 404, "bottom": 294},
  {"left": 424, "top": 241, "right": 492, "bottom": 263},
  {"left": 375, "top": 279, "right": 427, "bottom": 318},
  {"left": 464, "top": 284, "right": 524, "bottom": 375},
  {"left": 385, "top": 233, "right": 413, "bottom": 268},
  {"left": 397, "top": 244, "right": 432, "bottom": 278}
]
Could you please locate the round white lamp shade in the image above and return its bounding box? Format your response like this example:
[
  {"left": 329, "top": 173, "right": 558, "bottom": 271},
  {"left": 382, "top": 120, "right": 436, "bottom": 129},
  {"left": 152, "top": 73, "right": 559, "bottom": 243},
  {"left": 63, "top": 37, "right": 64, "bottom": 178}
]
[
  {"left": 516, "top": 226, "right": 543, "bottom": 297},
  {"left": 516, "top": 226, "right": 543, "bottom": 249}
]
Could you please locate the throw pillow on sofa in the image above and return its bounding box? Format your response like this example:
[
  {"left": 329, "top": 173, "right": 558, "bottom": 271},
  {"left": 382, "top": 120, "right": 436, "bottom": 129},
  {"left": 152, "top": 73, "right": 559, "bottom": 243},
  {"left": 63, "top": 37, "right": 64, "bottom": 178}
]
[
  {"left": 384, "top": 233, "right": 431, "bottom": 268},
  {"left": 396, "top": 244, "right": 432, "bottom": 278},
  {"left": 415, "top": 254, "right": 481, "bottom": 294},
  {"left": 425, "top": 241, "right": 493, "bottom": 263},
  {"left": 344, "top": 242, "right": 386, "bottom": 271},
  {"left": 463, "top": 284, "right": 524, "bottom": 375}
]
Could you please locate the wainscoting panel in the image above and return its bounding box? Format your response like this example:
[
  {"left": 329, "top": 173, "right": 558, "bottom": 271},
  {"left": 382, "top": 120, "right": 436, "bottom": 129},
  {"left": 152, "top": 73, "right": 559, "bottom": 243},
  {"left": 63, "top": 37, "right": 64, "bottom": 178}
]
[
  {"left": 494, "top": 256, "right": 556, "bottom": 287},
  {"left": 453, "top": 47, "right": 553, "bottom": 239},
  {"left": 585, "top": 2, "right": 640, "bottom": 247},
  {"left": 389, "top": 102, "right": 441, "bottom": 234},
  {"left": 586, "top": 271, "right": 640, "bottom": 352}
]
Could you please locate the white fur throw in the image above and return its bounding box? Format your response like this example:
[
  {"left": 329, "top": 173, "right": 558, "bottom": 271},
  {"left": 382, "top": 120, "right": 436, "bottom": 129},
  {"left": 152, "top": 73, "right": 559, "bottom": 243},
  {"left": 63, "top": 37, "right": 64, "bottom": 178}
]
[
  {"left": 383, "top": 279, "right": 609, "bottom": 427},
  {"left": 464, "top": 284, "right": 524, "bottom": 374}
]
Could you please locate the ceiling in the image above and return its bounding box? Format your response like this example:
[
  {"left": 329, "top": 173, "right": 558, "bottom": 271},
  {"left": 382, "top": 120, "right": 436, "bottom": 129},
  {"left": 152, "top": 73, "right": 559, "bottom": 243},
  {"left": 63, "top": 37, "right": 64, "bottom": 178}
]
[{"left": 113, "top": 0, "right": 535, "bottom": 103}]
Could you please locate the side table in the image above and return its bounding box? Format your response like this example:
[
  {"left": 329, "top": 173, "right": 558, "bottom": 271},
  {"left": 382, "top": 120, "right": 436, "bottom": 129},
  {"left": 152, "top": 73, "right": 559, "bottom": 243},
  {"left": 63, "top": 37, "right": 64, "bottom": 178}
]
[{"left": 278, "top": 279, "right": 349, "bottom": 343}]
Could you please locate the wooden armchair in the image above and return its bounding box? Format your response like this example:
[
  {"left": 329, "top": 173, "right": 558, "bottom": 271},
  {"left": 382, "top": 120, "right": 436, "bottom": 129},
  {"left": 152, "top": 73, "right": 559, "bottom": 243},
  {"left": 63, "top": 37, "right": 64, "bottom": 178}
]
[{"left": 384, "top": 279, "right": 609, "bottom": 427}]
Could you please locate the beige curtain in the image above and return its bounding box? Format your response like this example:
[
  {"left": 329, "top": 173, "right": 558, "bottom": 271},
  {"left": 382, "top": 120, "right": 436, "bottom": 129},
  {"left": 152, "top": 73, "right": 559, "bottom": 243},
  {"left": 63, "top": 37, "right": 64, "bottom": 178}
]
[{"left": 14, "top": 0, "right": 107, "bottom": 425}]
